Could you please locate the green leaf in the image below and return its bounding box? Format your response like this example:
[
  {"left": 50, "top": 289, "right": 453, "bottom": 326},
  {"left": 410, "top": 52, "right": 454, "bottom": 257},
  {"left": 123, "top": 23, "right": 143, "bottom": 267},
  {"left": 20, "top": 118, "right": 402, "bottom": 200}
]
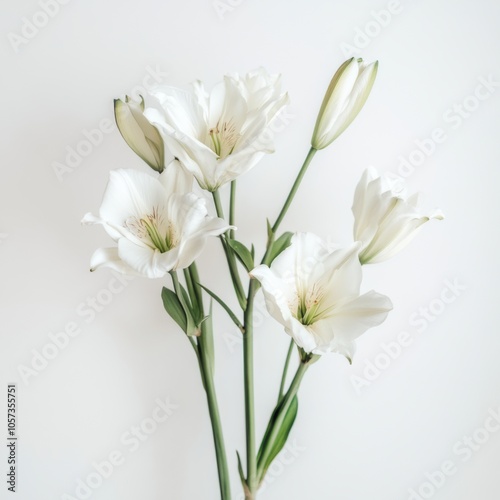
[
  {"left": 236, "top": 451, "right": 252, "bottom": 498},
  {"left": 227, "top": 238, "right": 254, "bottom": 271},
  {"left": 266, "top": 218, "right": 274, "bottom": 242},
  {"left": 236, "top": 451, "right": 247, "bottom": 487},
  {"left": 199, "top": 284, "right": 244, "bottom": 332},
  {"left": 268, "top": 232, "right": 293, "bottom": 265},
  {"left": 161, "top": 287, "right": 187, "bottom": 332},
  {"left": 180, "top": 279, "right": 202, "bottom": 324},
  {"left": 164, "top": 282, "right": 199, "bottom": 336},
  {"left": 257, "top": 396, "right": 299, "bottom": 484}
]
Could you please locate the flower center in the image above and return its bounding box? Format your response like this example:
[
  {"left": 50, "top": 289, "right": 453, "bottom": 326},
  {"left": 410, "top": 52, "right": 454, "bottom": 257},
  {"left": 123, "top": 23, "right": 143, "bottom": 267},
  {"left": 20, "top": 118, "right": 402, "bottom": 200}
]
[
  {"left": 209, "top": 119, "right": 240, "bottom": 159},
  {"left": 296, "top": 284, "right": 325, "bottom": 326},
  {"left": 125, "top": 207, "right": 178, "bottom": 253}
]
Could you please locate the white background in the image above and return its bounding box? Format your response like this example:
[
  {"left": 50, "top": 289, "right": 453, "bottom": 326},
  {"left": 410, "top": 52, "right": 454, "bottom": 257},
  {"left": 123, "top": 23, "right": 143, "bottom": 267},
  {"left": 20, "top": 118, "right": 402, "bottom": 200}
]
[{"left": 1, "top": 0, "right": 500, "bottom": 499}]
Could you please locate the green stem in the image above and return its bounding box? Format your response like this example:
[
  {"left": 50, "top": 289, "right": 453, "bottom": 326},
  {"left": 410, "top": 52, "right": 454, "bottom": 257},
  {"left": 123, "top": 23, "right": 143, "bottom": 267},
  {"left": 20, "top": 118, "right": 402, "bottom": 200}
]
[
  {"left": 277, "top": 339, "right": 295, "bottom": 404},
  {"left": 257, "top": 360, "right": 310, "bottom": 482},
  {"left": 212, "top": 190, "right": 247, "bottom": 310},
  {"left": 188, "top": 262, "right": 203, "bottom": 308},
  {"left": 229, "top": 180, "right": 236, "bottom": 240},
  {"left": 272, "top": 147, "right": 317, "bottom": 234},
  {"left": 183, "top": 268, "right": 197, "bottom": 309},
  {"left": 243, "top": 278, "right": 258, "bottom": 495},
  {"left": 173, "top": 268, "right": 231, "bottom": 500},
  {"left": 198, "top": 336, "right": 232, "bottom": 500},
  {"left": 170, "top": 271, "right": 184, "bottom": 303}
]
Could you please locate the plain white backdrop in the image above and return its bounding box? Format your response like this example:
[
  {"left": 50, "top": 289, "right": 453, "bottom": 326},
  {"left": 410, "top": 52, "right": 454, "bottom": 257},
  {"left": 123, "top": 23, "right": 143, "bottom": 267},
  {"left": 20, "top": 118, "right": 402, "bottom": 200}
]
[{"left": 1, "top": 0, "right": 500, "bottom": 499}]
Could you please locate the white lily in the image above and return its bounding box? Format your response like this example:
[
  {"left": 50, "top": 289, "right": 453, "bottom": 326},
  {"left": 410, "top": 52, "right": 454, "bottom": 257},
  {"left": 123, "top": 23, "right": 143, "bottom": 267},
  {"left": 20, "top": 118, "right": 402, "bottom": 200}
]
[
  {"left": 250, "top": 233, "right": 392, "bottom": 361},
  {"left": 114, "top": 96, "right": 165, "bottom": 172},
  {"left": 82, "top": 161, "right": 231, "bottom": 278},
  {"left": 353, "top": 167, "right": 444, "bottom": 264},
  {"left": 144, "top": 68, "right": 289, "bottom": 191},
  {"left": 311, "top": 57, "right": 378, "bottom": 150}
]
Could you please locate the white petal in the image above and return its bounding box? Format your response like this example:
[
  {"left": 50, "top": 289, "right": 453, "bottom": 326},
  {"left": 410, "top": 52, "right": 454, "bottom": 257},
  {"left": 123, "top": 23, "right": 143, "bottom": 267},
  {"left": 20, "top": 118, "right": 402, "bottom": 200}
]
[
  {"left": 82, "top": 212, "right": 129, "bottom": 242},
  {"left": 149, "top": 85, "right": 206, "bottom": 139},
  {"left": 250, "top": 265, "right": 297, "bottom": 327},
  {"left": 89, "top": 247, "right": 139, "bottom": 275},
  {"left": 316, "top": 242, "right": 362, "bottom": 309},
  {"left": 175, "top": 217, "right": 231, "bottom": 270},
  {"left": 333, "top": 61, "right": 378, "bottom": 140},
  {"left": 99, "top": 169, "right": 166, "bottom": 227},
  {"left": 118, "top": 238, "right": 173, "bottom": 278},
  {"left": 318, "top": 59, "right": 359, "bottom": 135},
  {"left": 158, "top": 159, "right": 193, "bottom": 197},
  {"left": 321, "top": 290, "right": 392, "bottom": 343},
  {"left": 250, "top": 265, "right": 317, "bottom": 352}
]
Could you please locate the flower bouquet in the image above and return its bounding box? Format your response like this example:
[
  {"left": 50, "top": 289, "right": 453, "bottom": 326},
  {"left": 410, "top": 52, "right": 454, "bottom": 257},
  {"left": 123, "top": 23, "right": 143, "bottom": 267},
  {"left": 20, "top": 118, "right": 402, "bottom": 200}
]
[{"left": 83, "top": 57, "right": 442, "bottom": 499}]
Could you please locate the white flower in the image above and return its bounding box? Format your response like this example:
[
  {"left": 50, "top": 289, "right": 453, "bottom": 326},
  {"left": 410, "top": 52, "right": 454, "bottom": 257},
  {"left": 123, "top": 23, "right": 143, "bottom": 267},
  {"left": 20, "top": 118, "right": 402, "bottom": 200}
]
[
  {"left": 353, "top": 167, "right": 444, "bottom": 264},
  {"left": 143, "top": 68, "right": 289, "bottom": 191},
  {"left": 114, "top": 96, "right": 165, "bottom": 172},
  {"left": 82, "top": 161, "right": 231, "bottom": 278},
  {"left": 250, "top": 233, "right": 392, "bottom": 361},
  {"left": 311, "top": 58, "right": 378, "bottom": 150}
]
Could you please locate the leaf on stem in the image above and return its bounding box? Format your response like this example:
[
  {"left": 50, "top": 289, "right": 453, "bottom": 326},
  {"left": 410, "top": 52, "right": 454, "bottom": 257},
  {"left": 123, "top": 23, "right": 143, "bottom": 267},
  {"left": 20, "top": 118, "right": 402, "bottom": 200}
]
[
  {"left": 162, "top": 287, "right": 188, "bottom": 333},
  {"left": 227, "top": 238, "right": 255, "bottom": 272},
  {"left": 162, "top": 286, "right": 199, "bottom": 336},
  {"left": 256, "top": 395, "right": 299, "bottom": 484},
  {"left": 236, "top": 451, "right": 249, "bottom": 493},
  {"left": 199, "top": 284, "right": 244, "bottom": 332},
  {"left": 266, "top": 218, "right": 274, "bottom": 242},
  {"left": 268, "top": 232, "right": 294, "bottom": 266}
]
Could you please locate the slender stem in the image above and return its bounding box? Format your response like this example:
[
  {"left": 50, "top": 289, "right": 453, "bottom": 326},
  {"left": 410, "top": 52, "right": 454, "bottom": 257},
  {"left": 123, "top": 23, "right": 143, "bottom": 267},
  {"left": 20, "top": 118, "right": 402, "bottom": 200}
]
[
  {"left": 189, "top": 262, "right": 203, "bottom": 308},
  {"left": 243, "top": 278, "right": 258, "bottom": 495},
  {"left": 272, "top": 147, "right": 317, "bottom": 233},
  {"left": 229, "top": 180, "right": 236, "bottom": 240},
  {"left": 172, "top": 268, "right": 231, "bottom": 499},
  {"left": 277, "top": 339, "right": 295, "bottom": 404},
  {"left": 213, "top": 189, "right": 227, "bottom": 220},
  {"left": 198, "top": 337, "right": 232, "bottom": 500},
  {"left": 183, "top": 268, "right": 197, "bottom": 309},
  {"left": 257, "top": 361, "right": 310, "bottom": 482},
  {"left": 212, "top": 190, "right": 247, "bottom": 310},
  {"left": 170, "top": 271, "right": 183, "bottom": 301}
]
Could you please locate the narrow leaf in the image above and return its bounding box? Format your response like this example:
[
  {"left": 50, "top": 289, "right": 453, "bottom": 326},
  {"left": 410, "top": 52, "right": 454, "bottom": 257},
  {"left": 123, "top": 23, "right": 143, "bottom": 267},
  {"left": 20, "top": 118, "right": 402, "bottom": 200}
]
[
  {"left": 257, "top": 396, "right": 299, "bottom": 483},
  {"left": 199, "top": 284, "right": 244, "bottom": 332},
  {"left": 227, "top": 238, "right": 254, "bottom": 272},
  {"left": 268, "top": 232, "right": 293, "bottom": 265},
  {"left": 236, "top": 451, "right": 246, "bottom": 486},
  {"left": 161, "top": 287, "right": 187, "bottom": 333},
  {"left": 266, "top": 218, "right": 273, "bottom": 241}
]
